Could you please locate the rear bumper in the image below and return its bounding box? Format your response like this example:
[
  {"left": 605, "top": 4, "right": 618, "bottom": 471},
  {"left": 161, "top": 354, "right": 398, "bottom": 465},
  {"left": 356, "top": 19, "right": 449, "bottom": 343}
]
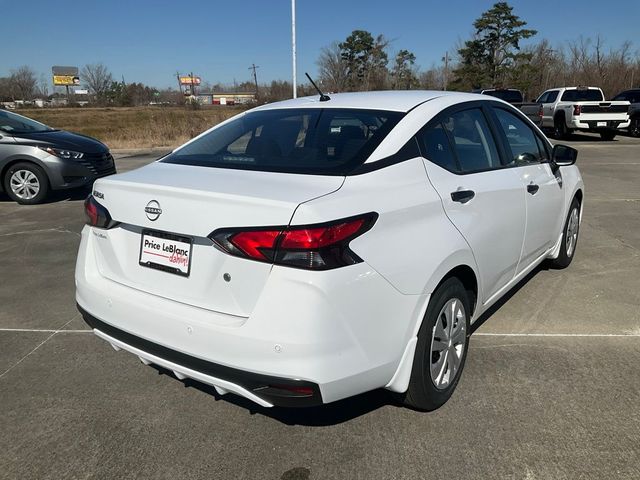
[
  {"left": 75, "top": 226, "right": 426, "bottom": 407},
  {"left": 570, "top": 118, "right": 630, "bottom": 130},
  {"left": 78, "top": 305, "right": 323, "bottom": 407}
]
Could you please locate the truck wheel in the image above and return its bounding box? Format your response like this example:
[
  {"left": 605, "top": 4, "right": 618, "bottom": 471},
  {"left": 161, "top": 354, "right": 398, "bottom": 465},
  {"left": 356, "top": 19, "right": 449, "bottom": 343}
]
[
  {"left": 600, "top": 131, "right": 616, "bottom": 141},
  {"left": 553, "top": 117, "right": 569, "bottom": 139},
  {"left": 629, "top": 118, "right": 640, "bottom": 138}
]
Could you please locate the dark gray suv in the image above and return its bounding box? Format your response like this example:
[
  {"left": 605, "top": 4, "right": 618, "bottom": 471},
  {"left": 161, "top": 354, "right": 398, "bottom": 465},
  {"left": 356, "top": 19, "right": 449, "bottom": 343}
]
[{"left": 0, "top": 109, "right": 116, "bottom": 204}]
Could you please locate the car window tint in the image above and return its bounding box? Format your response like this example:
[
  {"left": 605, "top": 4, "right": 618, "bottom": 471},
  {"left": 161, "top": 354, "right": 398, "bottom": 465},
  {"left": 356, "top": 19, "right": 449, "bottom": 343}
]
[
  {"left": 494, "top": 108, "right": 542, "bottom": 165},
  {"left": 537, "top": 92, "right": 548, "bottom": 103},
  {"left": 546, "top": 91, "right": 559, "bottom": 102},
  {"left": 535, "top": 134, "right": 549, "bottom": 161},
  {"left": 161, "top": 108, "right": 403, "bottom": 175},
  {"left": 442, "top": 108, "right": 500, "bottom": 173},
  {"left": 561, "top": 89, "right": 603, "bottom": 102},
  {"left": 419, "top": 122, "right": 458, "bottom": 172}
]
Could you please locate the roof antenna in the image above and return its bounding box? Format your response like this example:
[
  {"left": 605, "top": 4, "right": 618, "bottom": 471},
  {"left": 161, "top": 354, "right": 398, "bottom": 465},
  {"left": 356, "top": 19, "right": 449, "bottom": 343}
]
[{"left": 305, "top": 72, "right": 330, "bottom": 102}]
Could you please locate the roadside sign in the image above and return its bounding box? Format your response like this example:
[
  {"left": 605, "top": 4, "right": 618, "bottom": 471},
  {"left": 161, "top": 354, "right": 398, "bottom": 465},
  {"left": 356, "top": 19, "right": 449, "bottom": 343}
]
[{"left": 179, "top": 76, "right": 201, "bottom": 86}]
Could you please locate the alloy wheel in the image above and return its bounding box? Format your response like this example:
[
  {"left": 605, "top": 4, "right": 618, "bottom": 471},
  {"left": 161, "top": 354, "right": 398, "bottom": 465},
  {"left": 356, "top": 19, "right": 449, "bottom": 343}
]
[
  {"left": 566, "top": 206, "right": 580, "bottom": 257},
  {"left": 430, "top": 298, "right": 466, "bottom": 390},
  {"left": 9, "top": 170, "right": 41, "bottom": 200}
]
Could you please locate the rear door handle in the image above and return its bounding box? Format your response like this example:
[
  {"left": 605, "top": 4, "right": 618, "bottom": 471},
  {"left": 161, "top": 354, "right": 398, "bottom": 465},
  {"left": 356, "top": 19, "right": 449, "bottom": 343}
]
[
  {"left": 451, "top": 190, "right": 475, "bottom": 204},
  {"left": 527, "top": 183, "right": 540, "bottom": 195}
]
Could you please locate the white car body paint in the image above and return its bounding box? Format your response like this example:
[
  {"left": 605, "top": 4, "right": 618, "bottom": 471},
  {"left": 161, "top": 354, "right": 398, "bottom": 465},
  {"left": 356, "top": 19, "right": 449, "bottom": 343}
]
[{"left": 75, "top": 91, "right": 584, "bottom": 407}]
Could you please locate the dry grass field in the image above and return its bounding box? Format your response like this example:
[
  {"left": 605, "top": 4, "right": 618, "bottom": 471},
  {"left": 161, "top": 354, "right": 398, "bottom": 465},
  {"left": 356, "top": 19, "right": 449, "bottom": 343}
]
[{"left": 18, "top": 106, "right": 247, "bottom": 149}]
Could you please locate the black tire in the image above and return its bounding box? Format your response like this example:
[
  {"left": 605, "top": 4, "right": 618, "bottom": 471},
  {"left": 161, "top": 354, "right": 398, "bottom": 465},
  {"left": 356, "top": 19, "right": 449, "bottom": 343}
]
[
  {"left": 552, "top": 198, "right": 581, "bottom": 269},
  {"left": 600, "top": 131, "right": 616, "bottom": 141},
  {"left": 2, "top": 162, "right": 50, "bottom": 205},
  {"left": 403, "top": 277, "right": 471, "bottom": 411},
  {"left": 553, "top": 115, "right": 569, "bottom": 139},
  {"left": 628, "top": 118, "right": 640, "bottom": 138}
]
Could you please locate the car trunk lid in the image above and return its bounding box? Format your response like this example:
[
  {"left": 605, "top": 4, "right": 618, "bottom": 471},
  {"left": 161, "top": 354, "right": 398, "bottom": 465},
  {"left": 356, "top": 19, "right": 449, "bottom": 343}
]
[{"left": 89, "top": 162, "right": 344, "bottom": 318}]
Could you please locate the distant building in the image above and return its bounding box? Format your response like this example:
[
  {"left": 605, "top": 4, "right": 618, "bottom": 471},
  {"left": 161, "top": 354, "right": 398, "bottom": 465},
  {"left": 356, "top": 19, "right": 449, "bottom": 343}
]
[{"left": 196, "top": 92, "right": 256, "bottom": 106}]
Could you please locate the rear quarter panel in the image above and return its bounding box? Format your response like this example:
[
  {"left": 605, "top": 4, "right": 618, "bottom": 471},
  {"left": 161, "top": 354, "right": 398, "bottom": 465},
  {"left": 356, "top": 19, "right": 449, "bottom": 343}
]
[{"left": 291, "top": 157, "right": 478, "bottom": 298}]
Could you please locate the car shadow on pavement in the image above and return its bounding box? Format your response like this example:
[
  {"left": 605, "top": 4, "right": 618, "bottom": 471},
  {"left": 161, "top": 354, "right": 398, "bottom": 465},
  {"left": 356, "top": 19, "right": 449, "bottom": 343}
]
[{"left": 0, "top": 187, "right": 89, "bottom": 204}]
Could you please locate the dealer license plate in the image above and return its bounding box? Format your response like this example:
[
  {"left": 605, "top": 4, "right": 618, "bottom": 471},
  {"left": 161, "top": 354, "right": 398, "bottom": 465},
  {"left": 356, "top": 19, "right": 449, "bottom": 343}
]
[{"left": 139, "top": 230, "right": 192, "bottom": 277}]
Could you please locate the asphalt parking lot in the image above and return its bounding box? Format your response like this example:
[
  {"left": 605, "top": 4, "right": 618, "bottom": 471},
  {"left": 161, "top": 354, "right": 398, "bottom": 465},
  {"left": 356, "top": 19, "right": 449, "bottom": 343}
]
[{"left": 1, "top": 134, "right": 639, "bottom": 480}]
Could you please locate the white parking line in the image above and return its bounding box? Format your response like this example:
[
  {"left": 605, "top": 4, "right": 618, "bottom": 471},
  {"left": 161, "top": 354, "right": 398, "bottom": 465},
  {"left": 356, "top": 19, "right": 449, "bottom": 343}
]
[
  {"left": 474, "top": 333, "right": 640, "bottom": 337},
  {"left": 0, "top": 317, "right": 80, "bottom": 380},
  {"left": 0, "top": 328, "right": 92, "bottom": 333}
]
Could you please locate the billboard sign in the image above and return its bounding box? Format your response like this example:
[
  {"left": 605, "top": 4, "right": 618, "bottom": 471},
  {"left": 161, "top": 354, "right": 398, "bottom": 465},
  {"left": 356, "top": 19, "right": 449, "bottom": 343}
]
[
  {"left": 53, "top": 75, "right": 80, "bottom": 86},
  {"left": 52, "top": 66, "right": 79, "bottom": 86},
  {"left": 179, "top": 76, "right": 201, "bottom": 86}
]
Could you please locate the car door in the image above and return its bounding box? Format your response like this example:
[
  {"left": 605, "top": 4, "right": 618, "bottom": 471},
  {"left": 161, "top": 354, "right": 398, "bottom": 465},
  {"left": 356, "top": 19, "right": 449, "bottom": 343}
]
[
  {"left": 490, "top": 106, "right": 564, "bottom": 272},
  {"left": 539, "top": 90, "right": 558, "bottom": 127},
  {"left": 418, "top": 105, "right": 526, "bottom": 303}
]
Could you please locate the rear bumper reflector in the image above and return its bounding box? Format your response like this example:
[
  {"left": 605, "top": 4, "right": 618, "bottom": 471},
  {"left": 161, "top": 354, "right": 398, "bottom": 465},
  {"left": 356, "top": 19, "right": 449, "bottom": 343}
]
[{"left": 77, "top": 304, "right": 323, "bottom": 408}]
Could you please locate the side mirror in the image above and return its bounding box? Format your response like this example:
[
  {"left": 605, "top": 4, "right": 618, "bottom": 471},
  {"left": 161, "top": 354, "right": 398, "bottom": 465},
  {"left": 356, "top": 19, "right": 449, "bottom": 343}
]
[{"left": 552, "top": 144, "right": 578, "bottom": 166}]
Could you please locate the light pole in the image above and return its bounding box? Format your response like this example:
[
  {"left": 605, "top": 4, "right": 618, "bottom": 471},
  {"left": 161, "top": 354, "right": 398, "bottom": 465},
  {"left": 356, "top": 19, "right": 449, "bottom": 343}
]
[{"left": 291, "top": 0, "right": 297, "bottom": 98}]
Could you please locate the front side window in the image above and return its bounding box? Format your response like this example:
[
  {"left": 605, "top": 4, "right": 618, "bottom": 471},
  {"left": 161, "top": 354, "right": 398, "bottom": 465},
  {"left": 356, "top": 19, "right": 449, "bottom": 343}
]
[
  {"left": 546, "top": 91, "right": 559, "bottom": 103},
  {"left": 536, "top": 92, "right": 549, "bottom": 103},
  {"left": 494, "top": 108, "right": 544, "bottom": 165},
  {"left": 441, "top": 108, "right": 500, "bottom": 173},
  {"left": 161, "top": 108, "right": 403, "bottom": 175}
]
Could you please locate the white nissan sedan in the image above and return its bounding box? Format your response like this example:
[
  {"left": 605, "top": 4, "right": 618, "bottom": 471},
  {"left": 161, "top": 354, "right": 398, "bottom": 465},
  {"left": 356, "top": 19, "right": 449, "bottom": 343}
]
[{"left": 76, "top": 91, "right": 583, "bottom": 411}]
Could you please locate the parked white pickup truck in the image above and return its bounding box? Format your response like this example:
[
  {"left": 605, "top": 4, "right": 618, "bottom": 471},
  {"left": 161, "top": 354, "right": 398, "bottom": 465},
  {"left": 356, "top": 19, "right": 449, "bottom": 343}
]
[{"left": 534, "top": 87, "right": 630, "bottom": 140}]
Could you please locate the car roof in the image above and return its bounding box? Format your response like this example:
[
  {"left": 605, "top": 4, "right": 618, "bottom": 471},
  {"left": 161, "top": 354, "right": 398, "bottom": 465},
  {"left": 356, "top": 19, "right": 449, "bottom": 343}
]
[{"left": 251, "top": 90, "right": 485, "bottom": 113}]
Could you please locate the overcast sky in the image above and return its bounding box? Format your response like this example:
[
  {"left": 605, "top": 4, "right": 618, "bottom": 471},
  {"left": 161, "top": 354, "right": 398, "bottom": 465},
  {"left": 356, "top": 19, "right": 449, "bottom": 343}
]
[{"left": 1, "top": 0, "right": 638, "bottom": 89}]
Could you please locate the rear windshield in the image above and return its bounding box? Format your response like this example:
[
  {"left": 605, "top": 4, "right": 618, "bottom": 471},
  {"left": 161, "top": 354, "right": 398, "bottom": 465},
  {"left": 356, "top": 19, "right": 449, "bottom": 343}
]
[
  {"left": 161, "top": 108, "right": 404, "bottom": 175},
  {"left": 561, "top": 89, "right": 604, "bottom": 102},
  {"left": 483, "top": 90, "right": 523, "bottom": 103}
]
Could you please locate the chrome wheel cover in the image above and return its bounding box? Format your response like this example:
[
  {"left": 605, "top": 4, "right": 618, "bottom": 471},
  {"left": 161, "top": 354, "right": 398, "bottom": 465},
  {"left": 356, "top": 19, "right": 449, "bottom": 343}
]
[
  {"left": 566, "top": 206, "right": 580, "bottom": 257},
  {"left": 9, "top": 170, "right": 40, "bottom": 200},
  {"left": 430, "top": 298, "right": 467, "bottom": 390}
]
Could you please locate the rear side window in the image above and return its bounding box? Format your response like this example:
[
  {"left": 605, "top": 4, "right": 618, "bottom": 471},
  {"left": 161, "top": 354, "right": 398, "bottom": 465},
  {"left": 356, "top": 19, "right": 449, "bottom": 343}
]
[
  {"left": 493, "top": 108, "right": 544, "bottom": 165},
  {"left": 162, "top": 108, "right": 404, "bottom": 175},
  {"left": 561, "top": 89, "right": 603, "bottom": 102},
  {"left": 442, "top": 108, "right": 500, "bottom": 173},
  {"left": 418, "top": 123, "right": 458, "bottom": 171}
]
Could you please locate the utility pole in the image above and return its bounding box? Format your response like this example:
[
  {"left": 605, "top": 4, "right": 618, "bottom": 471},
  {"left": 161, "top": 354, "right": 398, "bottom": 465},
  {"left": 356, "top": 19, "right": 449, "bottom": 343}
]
[
  {"left": 176, "top": 71, "right": 183, "bottom": 96},
  {"left": 291, "top": 0, "right": 297, "bottom": 98},
  {"left": 249, "top": 63, "right": 260, "bottom": 96},
  {"left": 443, "top": 51, "right": 449, "bottom": 91}
]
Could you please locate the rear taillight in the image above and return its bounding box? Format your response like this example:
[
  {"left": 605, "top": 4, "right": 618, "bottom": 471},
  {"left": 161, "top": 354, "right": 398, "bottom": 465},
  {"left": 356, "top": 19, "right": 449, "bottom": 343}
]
[
  {"left": 573, "top": 104, "right": 581, "bottom": 115},
  {"left": 84, "top": 195, "right": 114, "bottom": 229},
  {"left": 538, "top": 105, "right": 543, "bottom": 118},
  {"left": 210, "top": 213, "right": 378, "bottom": 270}
]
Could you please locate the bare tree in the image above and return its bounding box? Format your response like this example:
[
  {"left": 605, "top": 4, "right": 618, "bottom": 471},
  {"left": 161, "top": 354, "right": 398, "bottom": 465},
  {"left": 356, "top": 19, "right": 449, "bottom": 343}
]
[
  {"left": 37, "top": 73, "right": 49, "bottom": 98},
  {"left": 10, "top": 66, "right": 37, "bottom": 100},
  {"left": 317, "top": 42, "right": 348, "bottom": 92},
  {"left": 82, "top": 63, "right": 113, "bottom": 102}
]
